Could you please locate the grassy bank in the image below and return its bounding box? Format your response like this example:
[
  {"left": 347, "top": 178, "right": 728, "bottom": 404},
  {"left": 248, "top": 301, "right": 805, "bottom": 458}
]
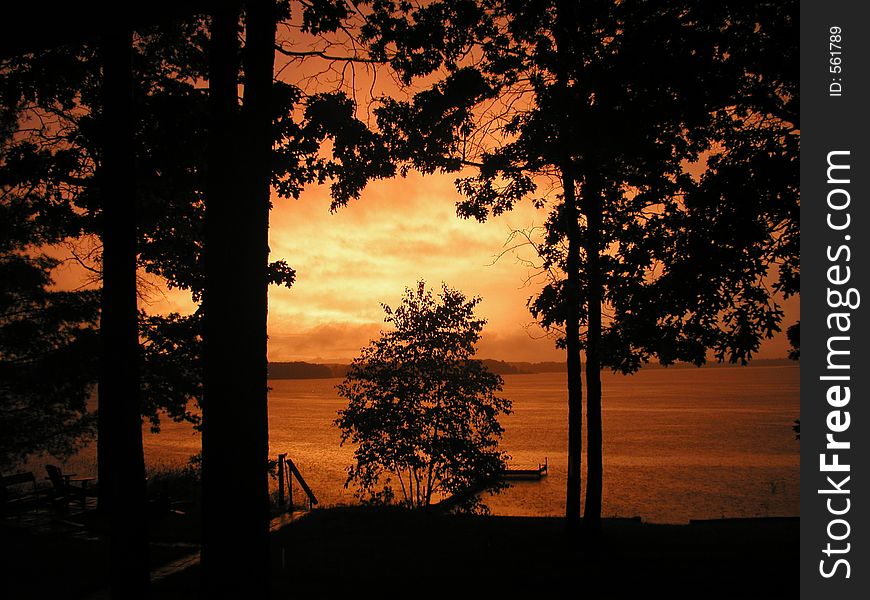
[
  {"left": 3, "top": 506, "right": 799, "bottom": 598},
  {"left": 153, "top": 506, "right": 798, "bottom": 597}
]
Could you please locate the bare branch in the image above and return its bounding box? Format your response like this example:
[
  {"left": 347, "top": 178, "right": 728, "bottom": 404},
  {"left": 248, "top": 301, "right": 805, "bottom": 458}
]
[{"left": 274, "top": 44, "right": 382, "bottom": 64}]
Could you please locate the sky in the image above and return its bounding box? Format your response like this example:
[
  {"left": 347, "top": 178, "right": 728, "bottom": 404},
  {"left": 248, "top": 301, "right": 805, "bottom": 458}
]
[
  {"left": 144, "top": 170, "right": 567, "bottom": 362},
  {"left": 135, "top": 168, "right": 798, "bottom": 364},
  {"left": 45, "top": 23, "right": 798, "bottom": 365}
]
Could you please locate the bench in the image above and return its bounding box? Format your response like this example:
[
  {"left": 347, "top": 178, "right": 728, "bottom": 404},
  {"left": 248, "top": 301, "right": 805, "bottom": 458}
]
[{"left": 1, "top": 471, "right": 51, "bottom": 515}]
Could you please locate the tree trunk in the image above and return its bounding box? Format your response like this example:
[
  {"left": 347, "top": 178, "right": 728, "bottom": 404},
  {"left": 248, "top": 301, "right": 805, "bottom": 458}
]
[
  {"left": 201, "top": 0, "right": 274, "bottom": 595},
  {"left": 201, "top": 1, "right": 245, "bottom": 594},
  {"left": 555, "top": 0, "right": 583, "bottom": 532},
  {"left": 97, "top": 28, "right": 150, "bottom": 599},
  {"left": 238, "top": 0, "right": 275, "bottom": 574},
  {"left": 562, "top": 169, "right": 584, "bottom": 531},
  {"left": 583, "top": 179, "right": 603, "bottom": 530}
]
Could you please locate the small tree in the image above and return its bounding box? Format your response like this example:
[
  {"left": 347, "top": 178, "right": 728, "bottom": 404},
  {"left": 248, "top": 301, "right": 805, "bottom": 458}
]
[{"left": 335, "top": 281, "right": 511, "bottom": 513}]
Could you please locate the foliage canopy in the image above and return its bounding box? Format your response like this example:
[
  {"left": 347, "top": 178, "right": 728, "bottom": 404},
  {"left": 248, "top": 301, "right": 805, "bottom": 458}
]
[
  {"left": 0, "top": 6, "right": 397, "bottom": 455},
  {"left": 364, "top": 0, "right": 797, "bottom": 370}
]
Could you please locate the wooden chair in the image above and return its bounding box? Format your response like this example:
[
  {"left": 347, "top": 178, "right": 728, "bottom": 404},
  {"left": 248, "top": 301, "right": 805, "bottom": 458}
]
[{"left": 44, "top": 465, "right": 96, "bottom": 513}]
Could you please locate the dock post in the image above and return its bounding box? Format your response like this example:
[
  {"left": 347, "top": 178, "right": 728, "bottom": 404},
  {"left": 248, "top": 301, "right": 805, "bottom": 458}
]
[
  {"left": 277, "top": 453, "right": 286, "bottom": 510},
  {"left": 287, "top": 470, "right": 293, "bottom": 515}
]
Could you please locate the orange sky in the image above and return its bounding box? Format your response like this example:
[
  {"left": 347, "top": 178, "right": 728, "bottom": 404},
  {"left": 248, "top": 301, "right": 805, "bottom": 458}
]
[
  {"left": 45, "top": 24, "right": 798, "bottom": 365},
  {"left": 135, "top": 169, "right": 798, "bottom": 364},
  {"left": 144, "top": 170, "right": 565, "bottom": 362},
  {"left": 262, "top": 27, "right": 799, "bottom": 364}
]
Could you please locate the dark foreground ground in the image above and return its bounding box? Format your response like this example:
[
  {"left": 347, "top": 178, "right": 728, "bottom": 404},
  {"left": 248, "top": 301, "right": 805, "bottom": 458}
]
[{"left": 4, "top": 507, "right": 798, "bottom": 598}]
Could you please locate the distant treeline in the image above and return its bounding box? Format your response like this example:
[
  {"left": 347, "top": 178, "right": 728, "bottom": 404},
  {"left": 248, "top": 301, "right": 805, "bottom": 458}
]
[
  {"left": 267, "top": 362, "right": 346, "bottom": 379},
  {"left": 266, "top": 358, "right": 795, "bottom": 379}
]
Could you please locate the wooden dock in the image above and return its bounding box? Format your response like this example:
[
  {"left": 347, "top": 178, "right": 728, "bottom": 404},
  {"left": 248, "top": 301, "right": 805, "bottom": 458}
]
[{"left": 502, "top": 458, "right": 548, "bottom": 481}]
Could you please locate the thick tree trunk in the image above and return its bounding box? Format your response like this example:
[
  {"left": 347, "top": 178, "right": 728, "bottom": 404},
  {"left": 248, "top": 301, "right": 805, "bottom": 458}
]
[
  {"left": 237, "top": 0, "right": 275, "bottom": 576},
  {"left": 555, "top": 0, "right": 583, "bottom": 532},
  {"left": 201, "top": 0, "right": 274, "bottom": 595},
  {"left": 583, "top": 179, "right": 603, "bottom": 530},
  {"left": 201, "top": 1, "right": 244, "bottom": 594},
  {"left": 563, "top": 170, "right": 584, "bottom": 531},
  {"left": 97, "top": 28, "right": 150, "bottom": 599}
]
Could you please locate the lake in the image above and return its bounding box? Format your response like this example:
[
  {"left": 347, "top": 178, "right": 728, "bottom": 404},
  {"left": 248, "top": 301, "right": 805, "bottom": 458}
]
[{"left": 40, "top": 365, "right": 800, "bottom": 524}]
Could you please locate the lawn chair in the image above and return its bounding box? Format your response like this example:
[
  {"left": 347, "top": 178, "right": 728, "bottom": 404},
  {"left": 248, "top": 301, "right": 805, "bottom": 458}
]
[{"left": 45, "top": 465, "right": 96, "bottom": 513}]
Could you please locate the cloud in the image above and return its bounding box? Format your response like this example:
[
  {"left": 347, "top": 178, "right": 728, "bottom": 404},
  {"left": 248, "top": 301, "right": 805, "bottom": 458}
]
[
  {"left": 266, "top": 171, "right": 553, "bottom": 360},
  {"left": 477, "top": 328, "right": 564, "bottom": 363},
  {"left": 266, "top": 317, "right": 564, "bottom": 364},
  {"left": 44, "top": 166, "right": 796, "bottom": 363},
  {"left": 265, "top": 169, "right": 798, "bottom": 362},
  {"left": 267, "top": 321, "right": 384, "bottom": 362}
]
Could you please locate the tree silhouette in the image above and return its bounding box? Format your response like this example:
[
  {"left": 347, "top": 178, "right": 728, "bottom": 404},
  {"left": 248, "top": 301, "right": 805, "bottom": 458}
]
[
  {"left": 1, "top": 22, "right": 216, "bottom": 438},
  {"left": 3, "top": 3, "right": 390, "bottom": 594},
  {"left": 335, "top": 281, "right": 511, "bottom": 513},
  {"left": 2, "top": 2, "right": 397, "bottom": 597},
  {"left": 96, "top": 28, "right": 152, "bottom": 596},
  {"left": 1, "top": 47, "right": 101, "bottom": 468},
  {"left": 363, "top": 0, "right": 590, "bottom": 530},
  {"left": 0, "top": 15, "right": 198, "bottom": 599},
  {"left": 363, "top": 0, "right": 798, "bottom": 529},
  {"left": 200, "top": 0, "right": 273, "bottom": 593},
  {"left": 0, "top": 252, "right": 100, "bottom": 470},
  {"left": 200, "top": 1, "right": 397, "bottom": 592}
]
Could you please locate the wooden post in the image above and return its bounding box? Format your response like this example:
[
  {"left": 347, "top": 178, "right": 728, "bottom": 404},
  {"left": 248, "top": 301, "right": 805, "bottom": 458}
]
[
  {"left": 277, "top": 454, "right": 286, "bottom": 510},
  {"left": 287, "top": 466, "right": 293, "bottom": 512}
]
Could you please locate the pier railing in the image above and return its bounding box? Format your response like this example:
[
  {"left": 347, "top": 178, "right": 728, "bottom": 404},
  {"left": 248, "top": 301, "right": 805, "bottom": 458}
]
[{"left": 276, "top": 453, "right": 318, "bottom": 512}]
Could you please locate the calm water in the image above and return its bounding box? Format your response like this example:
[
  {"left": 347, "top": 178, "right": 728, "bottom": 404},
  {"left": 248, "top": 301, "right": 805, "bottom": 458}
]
[{"left": 41, "top": 365, "right": 800, "bottom": 524}]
